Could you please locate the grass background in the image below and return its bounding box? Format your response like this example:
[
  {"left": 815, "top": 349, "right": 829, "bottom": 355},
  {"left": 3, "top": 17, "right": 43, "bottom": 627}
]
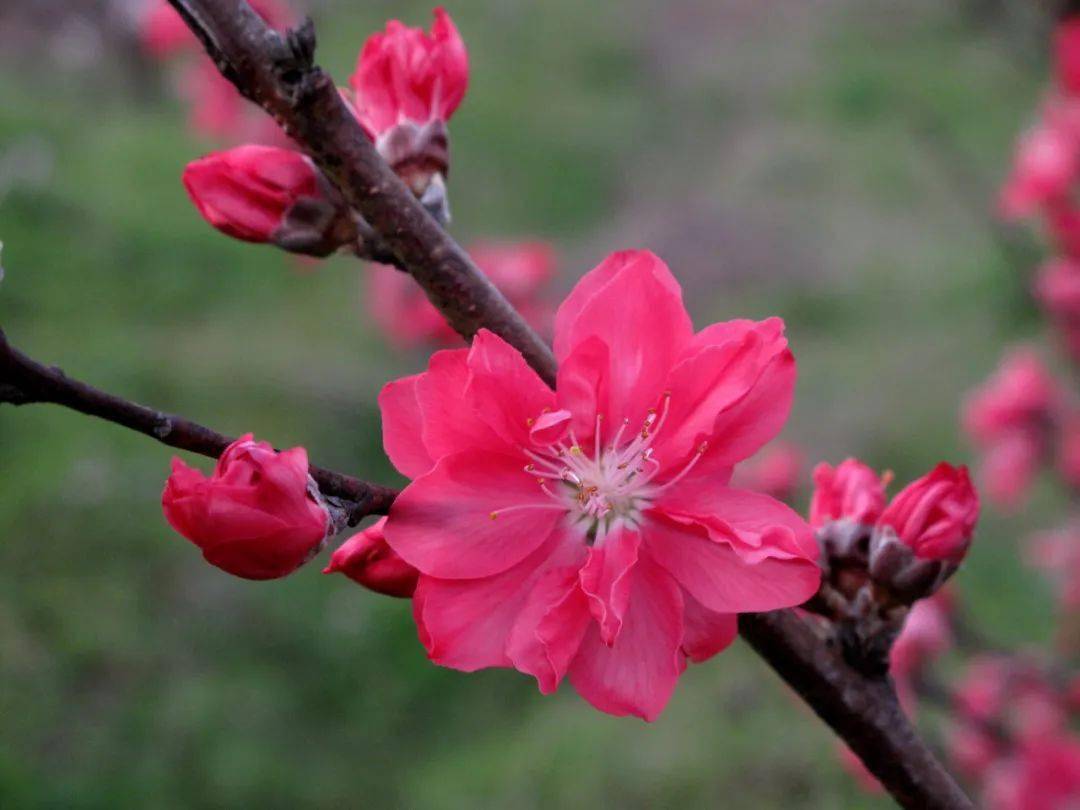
[{"left": 0, "top": 0, "right": 1069, "bottom": 806}]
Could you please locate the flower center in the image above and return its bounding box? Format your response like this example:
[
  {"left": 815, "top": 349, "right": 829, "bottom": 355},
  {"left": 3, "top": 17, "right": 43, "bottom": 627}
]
[{"left": 488, "top": 393, "right": 707, "bottom": 539}]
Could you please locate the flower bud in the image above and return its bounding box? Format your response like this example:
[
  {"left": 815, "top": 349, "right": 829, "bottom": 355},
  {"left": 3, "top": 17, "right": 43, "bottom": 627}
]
[
  {"left": 162, "top": 434, "right": 329, "bottom": 580},
  {"left": 868, "top": 464, "right": 979, "bottom": 605},
  {"left": 809, "top": 458, "right": 886, "bottom": 529},
  {"left": 877, "top": 463, "right": 979, "bottom": 564},
  {"left": 183, "top": 146, "right": 358, "bottom": 256},
  {"left": 323, "top": 517, "right": 418, "bottom": 598},
  {"left": 348, "top": 8, "right": 468, "bottom": 217}
]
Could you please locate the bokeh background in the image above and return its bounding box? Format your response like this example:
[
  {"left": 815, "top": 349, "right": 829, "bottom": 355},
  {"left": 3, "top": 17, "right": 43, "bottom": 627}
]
[{"left": 0, "top": 0, "right": 1067, "bottom": 806}]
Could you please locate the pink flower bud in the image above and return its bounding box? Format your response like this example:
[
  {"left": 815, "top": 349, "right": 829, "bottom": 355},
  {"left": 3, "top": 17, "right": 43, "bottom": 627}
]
[
  {"left": 1057, "top": 18, "right": 1080, "bottom": 96},
  {"left": 162, "top": 435, "right": 329, "bottom": 580},
  {"left": 349, "top": 8, "right": 468, "bottom": 139},
  {"left": 183, "top": 146, "right": 356, "bottom": 256},
  {"left": 809, "top": 458, "right": 886, "bottom": 528},
  {"left": 323, "top": 517, "right": 419, "bottom": 598},
  {"left": 878, "top": 463, "right": 979, "bottom": 564}
]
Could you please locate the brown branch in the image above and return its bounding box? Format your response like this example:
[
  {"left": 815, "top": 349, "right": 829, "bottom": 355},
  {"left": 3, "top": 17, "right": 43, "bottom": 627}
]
[
  {"left": 101, "top": 2, "right": 971, "bottom": 806},
  {"left": 0, "top": 327, "right": 398, "bottom": 525},
  {"left": 165, "top": 0, "right": 557, "bottom": 386},
  {"left": 740, "top": 612, "right": 973, "bottom": 809}
]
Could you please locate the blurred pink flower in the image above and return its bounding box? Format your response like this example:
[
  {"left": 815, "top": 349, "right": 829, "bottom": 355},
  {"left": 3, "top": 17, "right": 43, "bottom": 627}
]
[
  {"left": 891, "top": 593, "right": 952, "bottom": 686},
  {"left": 985, "top": 734, "right": 1080, "bottom": 810},
  {"left": 1027, "top": 523, "right": 1080, "bottom": 609},
  {"left": 377, "top": 249, "right": 820, "bottom": 719},
  {"left": 731, "top": 441, "right": 803, "bottom": 502},
  {"left": 998, "top": 114, "right": 1080, "bottom": 220},
  {"left": 1056, "top": 18, "right": 1080, "bottom": 97},
  {"left": 366, "top": 240, "right": 556, "bottom": 349},
  {"left": 962, "top": 348, "right": 1061, "bottom": 509}
]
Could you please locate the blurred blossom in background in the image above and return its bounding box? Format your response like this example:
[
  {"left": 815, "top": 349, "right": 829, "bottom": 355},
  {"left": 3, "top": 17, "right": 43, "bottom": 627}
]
[{"left": 0, "top": 0, "right": 1071, "bottom": 806}]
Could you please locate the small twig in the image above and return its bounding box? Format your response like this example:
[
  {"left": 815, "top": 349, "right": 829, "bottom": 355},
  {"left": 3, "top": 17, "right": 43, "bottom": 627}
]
[
  {"left": 165, "top": 0, "right": 558, "bottom": 385},
  {"left": 0, "top": 327, "right": 398, "bottom": 525}
]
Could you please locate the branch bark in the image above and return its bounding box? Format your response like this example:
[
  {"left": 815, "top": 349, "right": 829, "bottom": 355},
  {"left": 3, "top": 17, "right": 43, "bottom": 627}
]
[
  {"left": 165, "top": 0, "right": 557, "bottom": 386},
  {"left": 0, "top": 327, "right": 398, "bottom": 524},
  {"left": 20, "top": 2, "right": 971, "bottom": 806}
]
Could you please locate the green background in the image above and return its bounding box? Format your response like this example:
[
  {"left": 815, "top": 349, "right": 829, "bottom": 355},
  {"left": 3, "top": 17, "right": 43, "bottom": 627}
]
[{"left": 0, "top": 0, "right": 1067, "bottom": 806}]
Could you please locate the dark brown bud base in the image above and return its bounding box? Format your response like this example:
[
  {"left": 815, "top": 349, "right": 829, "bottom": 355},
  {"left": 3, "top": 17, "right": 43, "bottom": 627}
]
[{"left": 807, "top": 520, "right": 952, "bottom": 677}]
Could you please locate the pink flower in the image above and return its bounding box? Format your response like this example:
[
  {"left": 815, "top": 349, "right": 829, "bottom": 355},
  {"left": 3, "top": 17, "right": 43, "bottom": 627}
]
[
  {"left": 999, "top": 115, "right": 1079, "bottom": 220},
  {"left": 962, "top": 348, "right": 1060, "bottom": 509},
  {"left": 877, "top": 463, "right": 979, "bottom": 564},
  {"left": 1057, "top": 18, "right": 1080, "bottom": 97},
  {"left": 963, "top": 349, "right": 1060, "bottom": 442},
  {"left": 348, "top": 8, "right": 468, "bottom": 139},
  {"left": 378, "top": 249, "right": 820, "bottom": 720},
  {"left": 985, "top": 735, "right": 1080, "bottom": 810},
  {"left": 809, "top": 458, "right": 886, "bottom": 528},
  {"left": 731, "top": 441, "right": 804, "bottom": 502},
  {"left": 324, "top": 517, "right": 419, "bottom": 598},
  {"left": 890, "top": 593, "right": 952, "bottom": 684},
  {"left": 139, "top": 0, "right": 293, "bottom": 59},
  {"left": 183, "top": 145, "right": 354, "bottom": 255},
  {"left": 1027, "top": 523, "right": 1080, "bottom": 609},
  {"left": 1059, "top": 413, "right": 1080, "bottom": 492},
  {"left": 366, "top": 240, "right": 556, "bottom": 348},
  {"left": 162, "top": 435, "right": 329, "bottom": 580},
  {"left": 1050, "top": 204, "right": 1080, "bottom": 257}
]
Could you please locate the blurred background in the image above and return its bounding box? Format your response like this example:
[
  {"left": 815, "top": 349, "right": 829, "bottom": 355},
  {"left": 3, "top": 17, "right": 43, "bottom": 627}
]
[{"left": 0, "top": 0, "right": 1068, "bottom": 806}]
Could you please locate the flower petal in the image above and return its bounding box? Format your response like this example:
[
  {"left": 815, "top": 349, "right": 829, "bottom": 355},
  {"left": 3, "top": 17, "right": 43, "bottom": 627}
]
[
  {"left": 568, "top": 554, "right": 685, "bottom": 721},
  {"left": 555, "top": 250, "right": 692, "bottom": 434},
  {"left": 681, "top": 591, "right": 738, "bottom": 663},
  {"left": 466, "top": 329, "right": 556, "bottom": 447},
  {"left": 579, "top": 526, "right": 640, "bottom": 646},
  {"left": 415, "top": 348, "right": 505, "bottom": 460},
  {"left": 384, "top": 450, "right": 564, "bottom": 578},
  {"left": 506, "top": 565, "right": 590, "bottom": 694},
  {"left": 645, "top": 511, "right": 820, "bottom": 614},
  {"left": 379, "top": 373, "right": 436, "bottom": 479},
  {"left": 413, "top": 528, "right": 580, "bottom": 672}
]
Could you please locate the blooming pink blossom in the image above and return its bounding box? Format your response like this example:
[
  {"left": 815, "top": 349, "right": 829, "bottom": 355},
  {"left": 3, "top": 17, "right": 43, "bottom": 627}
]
[
  {"left": 366, "top": 240, "right": 556, "bottom": 349},
  {"left": 348, "top": 8, "right": 468, "bottom": 140},
  {"left": 183, "top": 145, "right": 353, "bottom": 254},
  {"left": 377, "top": 249, "right": 820, "bottom": 719},
  {"left": 731, "top": 441, "right": 803, "bottom": 502},
  {"left": 962, "top": 348, "right": 1060, "bottom": 509},
  {"left": 162, "top": 435, "right": 329, "bottom": 580},
  {"left": 877, "top": 463, "right": 979, "bottom": 564},
  {"left": 808, "top": 458, "right": 887, "bottom": 528},
  {"left": 1058, "top": 413, "right": 1080, "bottom": 492},
  {"left": 324, "top": 517, "right": 419, "bottom": 598}
]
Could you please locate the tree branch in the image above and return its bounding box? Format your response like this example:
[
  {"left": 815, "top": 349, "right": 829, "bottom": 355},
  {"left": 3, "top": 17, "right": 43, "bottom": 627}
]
[
  {"left": 739, "top": 612, "right": 973, "bottom": 809},
  {"left": 0, "top": 327, "right": 398, "bottom": 525},
  {"left": 89, "top": 2, "right": 973, "bottom": 806},
  {"left": 165, "top": 0, "right": 557, "bottom": 386}
]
